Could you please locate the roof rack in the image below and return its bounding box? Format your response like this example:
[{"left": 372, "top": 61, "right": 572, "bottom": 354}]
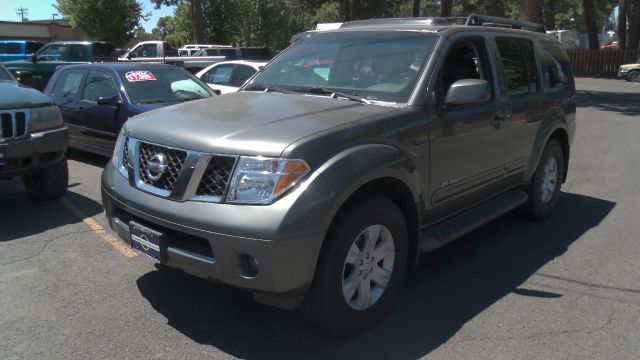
[
  {"left": 340, "top": 14, "right": 546, "bottom": 33},
  {"left": 465, "top": 14, "right": 546, "bottom": 33}
]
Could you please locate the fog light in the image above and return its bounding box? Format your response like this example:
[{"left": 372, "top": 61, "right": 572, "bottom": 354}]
[{"left": 235, "top": 254, "right": 260, "bottom": 278}]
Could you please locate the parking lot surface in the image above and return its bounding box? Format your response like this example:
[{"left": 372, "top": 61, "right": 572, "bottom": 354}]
[{"left": 1, "top": 78, "right": 639, "bottom": 359}]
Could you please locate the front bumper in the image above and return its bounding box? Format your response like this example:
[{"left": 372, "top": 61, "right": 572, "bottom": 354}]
[
  {"left": 0, "top": 126, "right": 68, "bottom": 178},
  {"left": 101, "top": 161, "right": 335, "bottom": 306},
  {"left": 618, "top": 69, "right": 628, "bottom": 78}
]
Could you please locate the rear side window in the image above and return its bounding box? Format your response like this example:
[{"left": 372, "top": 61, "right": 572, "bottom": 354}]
[
  {"left": 51, "top": 69, "right": 85, "bottom": 99},
  {"left": 540, "top": 42, "right": 573, "bottom": 90},
  {"left": 240, "top": 48, "right": 272, "bottom": 60},
  {"left": 496, "top": 37, "right": 538, "bottom": 97},
  {"left": 202, "top": 64, "right": 234, "bottom": 84},
  {"left": 220, "top": 49, "right": 237, "bottom": 59},
  {"left": 0, "top": 43, "right": 22, "bottom": 54}
]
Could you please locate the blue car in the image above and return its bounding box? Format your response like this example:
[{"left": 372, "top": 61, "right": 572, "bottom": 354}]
[
  {"left": 0, "top": 40, "right": 43, "bottom": 62},
  {"left": 44, "top": 63, "right": 216, "bottom": 157}
]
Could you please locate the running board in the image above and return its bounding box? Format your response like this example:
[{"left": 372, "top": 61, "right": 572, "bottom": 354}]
[{"left": 420, "top": 190, "right": 528, "bottom": 252}]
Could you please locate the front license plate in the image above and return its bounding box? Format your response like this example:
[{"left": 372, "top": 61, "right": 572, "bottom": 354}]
[{"left": 130, "top": 222, "right": 162, "bottom": 262}]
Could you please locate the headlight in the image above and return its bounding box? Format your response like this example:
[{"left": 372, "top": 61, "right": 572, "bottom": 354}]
[
  {"left": 29, "top": 105, "right": 63, "bottom": 132},
  {"left": 112, "top": 129, "right": 126, "bottom": 170},
  {"left": 226, "top": 157, "right": 310, "bottom": 204}
]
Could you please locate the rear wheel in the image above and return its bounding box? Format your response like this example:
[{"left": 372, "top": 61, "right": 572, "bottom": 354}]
[
  {"left": 303, "top": 196, "right": 408, "bottom": 335},
  {"left": 22, "top": 159, "right": 68, "bottom": 201},
  {"left": 521, "top": 139, "right": 564, "bottom": 220},
  {"left": 626, "top": 70, "right": 639, "bottom": 82}
]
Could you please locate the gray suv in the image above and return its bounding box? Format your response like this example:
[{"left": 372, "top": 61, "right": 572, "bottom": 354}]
[{"left": 101, "top": 15, "right": 576, "bottom": 334}]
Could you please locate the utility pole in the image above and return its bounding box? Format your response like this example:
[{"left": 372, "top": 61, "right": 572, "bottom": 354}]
[{"left": 16, "top": 7, "right": 28, "bottom": 22}]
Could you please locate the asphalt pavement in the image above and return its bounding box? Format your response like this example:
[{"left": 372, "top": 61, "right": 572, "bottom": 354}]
[{"left": 1, "top": 78, "right": 639, "bottom": 359}]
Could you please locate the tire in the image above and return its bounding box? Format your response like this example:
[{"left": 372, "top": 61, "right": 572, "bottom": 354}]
[
  {"left": 22, "top": 159, "right": 69, "bottom": 201},
  {"left": 521, "top": 139, "right": 564, "bottom": 220},
  {"left": 303, "top": 196, "right": 408, "bottom": 336},
  {"left": 626, "top": 70, "right": 639, "bottom": 82}
]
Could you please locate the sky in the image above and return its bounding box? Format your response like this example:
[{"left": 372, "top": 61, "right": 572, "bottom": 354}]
[{"left": 0, "top": 0, "right": 174, "bottom": 32}]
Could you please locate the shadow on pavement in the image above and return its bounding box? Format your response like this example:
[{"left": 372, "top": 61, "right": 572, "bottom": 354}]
[
  {"left": 67, "top": 149, "right": 110, "bottom": 168},
  {"left": 136, "top": 192, "right": 615, "bottom": 360},
  {"left": 0, "top": 184, "right": 104, "bottom": 241},
  {"left": 576, "top": 90, "right": 640, "bottom": 117}
]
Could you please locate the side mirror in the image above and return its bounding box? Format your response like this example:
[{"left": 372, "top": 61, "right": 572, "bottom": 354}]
[
  {"left": 128, "top": 53, "right": 137, "bottom": 59},
  {"left": 31, "top": 54, "right": 37, "bottom": 63},
  {"left": 444, "top": 79, "right": 491, "bottom": 107},
  {"left": 212, "top": 89, "right": 221, "bottom": 95},
  {"left": 97, "top": 96, "right": 122, "bottom": 107}
]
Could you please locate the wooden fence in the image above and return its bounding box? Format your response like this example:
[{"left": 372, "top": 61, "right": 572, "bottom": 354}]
[{"left": 566, "top": 49, "right": 640, "bottom": 77}]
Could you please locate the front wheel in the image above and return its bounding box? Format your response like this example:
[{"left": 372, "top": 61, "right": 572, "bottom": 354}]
[
  {"left": 303, "top": 196, "right": 408, "bottom": 335},
  {"left": 521, "top": 139, "right": 564, "bottom": 220},
  {"left": 626, "top": 70, "right": 639, "bottom": 82},
  {"left": 22, "top": 159, "right": 68, "bottom": 201}
]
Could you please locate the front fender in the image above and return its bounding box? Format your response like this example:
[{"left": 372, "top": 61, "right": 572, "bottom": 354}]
[{"left": 313, "top": 143, "right": 422, "bottom": 228}]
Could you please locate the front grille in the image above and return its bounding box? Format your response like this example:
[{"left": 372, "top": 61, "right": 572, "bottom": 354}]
[
  {"left": 138, "top": 142, "right": 187, "bottom": 191},
  {"left": 0, "top": 111, "right": 28, "bottom": 140},
  {"left": 196, "top": 156, "right": 236, "bottom": 197},
  {"left": 123, "top": 138, "right": 131, "bottom": 170}
]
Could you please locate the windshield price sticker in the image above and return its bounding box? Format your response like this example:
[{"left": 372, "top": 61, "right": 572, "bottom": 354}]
[{"left": 125, "top": 71, "right": 157, "bottom": 82}]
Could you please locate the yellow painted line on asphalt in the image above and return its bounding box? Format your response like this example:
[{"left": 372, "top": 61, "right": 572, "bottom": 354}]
[{"left": 61, "top": 198, "right": 138, "bottom": 258}]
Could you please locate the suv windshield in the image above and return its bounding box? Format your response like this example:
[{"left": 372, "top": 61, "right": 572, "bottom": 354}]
[
  {"left": 246, "top": 31, "right": 436, "bottom": 103},
  {"left": 117, "top": 67, "right": 214, "bottom": 103}
]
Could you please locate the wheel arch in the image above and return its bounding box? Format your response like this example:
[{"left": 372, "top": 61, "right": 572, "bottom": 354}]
[{"left": 525, "top": 117, "right": 571, "bottom": 183}]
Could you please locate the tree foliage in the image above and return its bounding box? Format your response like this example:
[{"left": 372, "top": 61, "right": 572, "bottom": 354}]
[{"left": 55, "top": 0, "right": 148, "bottom": 47}]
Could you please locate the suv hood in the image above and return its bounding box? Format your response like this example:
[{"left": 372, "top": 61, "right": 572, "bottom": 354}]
[
  {"left": 125, "top": 91, "right": 400, "bottom": 156},
  {"left": 0, "top": 80, "right": 53, "bottom": 109}
]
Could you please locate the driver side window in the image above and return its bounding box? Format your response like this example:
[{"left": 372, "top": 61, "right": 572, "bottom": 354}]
[
  {"left": 82, "top": 70, "right": 119, "bottom": 101},
  {"left": 435, "top": 39, "right": 492, "bottom": 105}
]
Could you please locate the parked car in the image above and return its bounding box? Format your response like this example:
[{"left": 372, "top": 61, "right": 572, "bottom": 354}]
[
  {"left": 0, "top": 63, "right": 68, "bottom": 200},
  {"left": 101, "top": 15, "right": 575, "bottom": 334},
  {"left": 0, "top": 40, "right": 43, "bottom": 62},
  {"left": 3, "top": 41, "right": 116, "bottom": 90},
  {"left": 45, "top": 63, "right": 215, "bottom": 157},
  {"left": 618, "top": 59, "right": 640, "bottom": 82},
  {"left": 196, "top": 60, "right": 266, "bottom": 94}
]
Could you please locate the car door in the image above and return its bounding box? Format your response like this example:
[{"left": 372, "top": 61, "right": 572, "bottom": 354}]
[
  {"left": 427, "top": 36, "right": 507, "bottom": 222},
  {"left": 49, "top": 68, "right": 87, "bottom": 145},
  {"left": 494, "top": 37, "right": 545, "bottom": 177},
  {"left": 200, "top": 63, "right": 236, "bottom": 94},
  {"left": 79, "top": 70, "right": 123, "bottom": 155}
]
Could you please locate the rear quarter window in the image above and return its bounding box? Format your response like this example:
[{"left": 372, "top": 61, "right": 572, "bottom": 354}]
[
  {"left": 540, "top": 42, "right": 573, "bottom": 90},
  {"left": 0, "top": 42, "right": 22, "bottom": 54}
]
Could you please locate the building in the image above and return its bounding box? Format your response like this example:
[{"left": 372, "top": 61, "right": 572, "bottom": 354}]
[{"left": 0, "top": 19, "right": 86, "bottom": 43}]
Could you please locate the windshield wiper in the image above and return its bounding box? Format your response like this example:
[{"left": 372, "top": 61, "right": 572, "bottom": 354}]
[
  {"left": 244, "top": 83, "right": 295, "bottom": 94},
  {"left": 297, "top": 87, "right": 371, "bottom": 105}
]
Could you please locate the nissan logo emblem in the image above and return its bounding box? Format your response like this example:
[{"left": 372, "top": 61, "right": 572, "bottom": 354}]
[{"left": 146, "top": 153, "right": 168, "bottom": 181}]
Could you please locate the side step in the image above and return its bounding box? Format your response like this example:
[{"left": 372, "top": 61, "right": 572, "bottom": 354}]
[{"left": 419, "top": 190, "right": 528, "bottom": 252}]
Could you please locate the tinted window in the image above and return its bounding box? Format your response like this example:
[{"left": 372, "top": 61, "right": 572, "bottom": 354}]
[
  {"left": 26, "top": 42, "right": 42, "bottom": 54},
  {"left": 221, "top": 49, "right": 237, "bottom": 59},
  {"left": 82, "top": 70, "right": 119, "bottom": 101},
  {"left": 541, "top": 42, "right": 573, "bottom": 90},
  {"left": 68, "top": 44, "right": 90, "bottom": 61},
  {"left": 118, "top": 67, "right": 212, "bottom": 103},
  {"left": 231, "top": 65, "right": 257, "bottom": 86},
  {"left": 240, "top": 48, "right": 272, "bottom": 60},
  {"left": 37, "top": 44, "right": 68, "bottom": 62},
  {"left": 202, "top": 64, "right": 234, "bottom": 84},
  {"left": 0, "top": 42, "right": 21, "bottom": 54},
  {"left": 249, "top": 31, "right": 437, "bottom": 103},
  {"left": 51, "top": 69, "right": 85, "bottom": 99},
  {"left": 496, "top": 38, "right": 538, "bottom": 97},
  {"left": 92, "top": 42, "right": 115, "bottom": 58}
]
